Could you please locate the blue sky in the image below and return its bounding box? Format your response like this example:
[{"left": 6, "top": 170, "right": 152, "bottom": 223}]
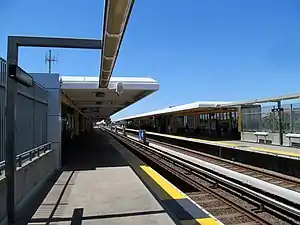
[{"left": 1, "top": 0, "right": 300, "bottom": 120}]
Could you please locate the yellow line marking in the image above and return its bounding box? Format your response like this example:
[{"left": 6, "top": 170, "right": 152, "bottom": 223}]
[
  {"left": 196, "top": 218, "right": 221, "bottom": 224},
  {"left": 214, "top": 141, "right": 237, "bottom": 147},
  {"left": 252, "top": 147, "right": 300, "bottom": 157},
  {"left": 150, "top": 131, "right": 300, "bottom": 158},
  {"left": 132, "top": 129, "right": 300, "bottom": 158},
  {"left": 140, "top": 165, "right": 186, "bottom": 199},
  {"left": 141, "top": 166, "right": 223, "bottom": 223}
]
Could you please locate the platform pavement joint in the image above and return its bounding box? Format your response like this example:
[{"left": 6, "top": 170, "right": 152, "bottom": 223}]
[{"left": 106, "top": 129, "right": 223, "bottom": 225}]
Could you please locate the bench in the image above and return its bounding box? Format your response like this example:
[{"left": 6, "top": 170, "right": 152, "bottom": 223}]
[
  {"left": 254, "top": 132, "right": 269, "bottom": 143},
  {"left": 286, "top": 133, "right": 300, "bottom": 147}
]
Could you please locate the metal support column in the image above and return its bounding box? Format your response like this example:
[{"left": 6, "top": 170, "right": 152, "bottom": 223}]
[
  {"left": 290, "top": 104, "right": 293, "bottom": 133},
  {"left": 5, "top": 38, "right": 19, "bottom": 224},
  {"left": 238, "top": 106, "right": 242, "bottom": 132},
  {"left": 193, "top": 113, "right": 197, "bottom": 131},
  {"left": 85, "top": 117, "right": 87, "bottom": 133},
  {"left": 278, "top": 101, "right": 283, "bottom": 145},
  {"left": 208, "top": 114, "right": 212, "bottom": 136},
  {"left": 74, "top": 110, "right": 79, "bottom": 136},
  {"left": 32, "top": 83, "right": 36, "bottom": 147}
]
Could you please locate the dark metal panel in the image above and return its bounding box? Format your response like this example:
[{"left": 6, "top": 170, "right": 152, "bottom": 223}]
[
  {"left": 2, "top": 52, "right": 49, "bottom": 223},
  {"left": 5, "top": 39, "right": 19, "bottom": 222},
  {"left": 12, "top": 36, "right": 102, "bottom": 49},
  {"left": 0, "top": 58, "right": 7, "bottom": 162}
]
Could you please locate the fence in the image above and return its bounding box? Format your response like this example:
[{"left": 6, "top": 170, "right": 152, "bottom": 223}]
[
  {"left": 241, "top": 103, "right": 300, "bottom": 133},
  {"left": 0, "top": 57, "right": 48, "bottom": 162}
]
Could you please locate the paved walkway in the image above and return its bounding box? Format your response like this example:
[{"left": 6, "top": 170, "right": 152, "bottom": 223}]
[{"left": 17, "top": 131, "right": 175, "bottom": 225}]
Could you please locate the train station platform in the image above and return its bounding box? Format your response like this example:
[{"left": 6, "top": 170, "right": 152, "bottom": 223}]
[
  {"left": 15, "top": 130, "right": 220, "bottom": 225},
  {"left": 124, "top": 129, "right": 300, "bottom": 160}
]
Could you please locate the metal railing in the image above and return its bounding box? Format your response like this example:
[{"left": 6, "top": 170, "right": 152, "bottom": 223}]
[
  {"left": 242, "top": 103, "right": 300, "bottom": 133},
  {"left": 0, "top": 142, "right": 52, "bottom": 175}
]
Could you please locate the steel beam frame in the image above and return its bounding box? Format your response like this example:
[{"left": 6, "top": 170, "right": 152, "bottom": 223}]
[
  {"left": 5, "top": 36, "right": 102, "bottom": 223},
  {"left": 10, "top": 36, "right": 102, "bottom": 49},
  {"left": 99, "top": 0, "right": 135, "bottom": 88}
]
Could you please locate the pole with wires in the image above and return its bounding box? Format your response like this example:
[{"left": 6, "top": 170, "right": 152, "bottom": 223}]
[{"left": 45, "top": 50, "right": 58, "bottom": 74}]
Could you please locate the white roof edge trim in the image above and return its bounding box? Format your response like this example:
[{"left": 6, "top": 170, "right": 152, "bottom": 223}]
[
  {"left": 115, "top": 93, "right": 300, "bottom": 122},
  {"left": 60, "top": 76, "right": 158, "bottom": 83},
  {"left": 114, "top": 101, "right": 234, "bottom": 122},
  {"left": 221, "top": 93, "right": 300, "bottom": 107}
]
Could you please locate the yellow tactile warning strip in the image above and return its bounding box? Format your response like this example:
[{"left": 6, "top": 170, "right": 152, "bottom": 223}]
[
  {"left": 141, "top": 165, "right": 186, "bottom": 200},
  {"left": 141, "top": 165, "right": 221, "bottom": 225},
  {"left": 204, "top": 140, "right": 300, "bottom": 158},
  {"left": 126, "top": 129, "right": 300, "bottom": 158},
  {"left": 196, "top": 218, "right": 222, "bottom": 224},
  {"left": 249, "top": 146, "right": 300, "bottom": 157}
]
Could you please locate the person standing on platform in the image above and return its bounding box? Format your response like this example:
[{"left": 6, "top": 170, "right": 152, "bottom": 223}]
[
  {"left": 168, "top": 124, "right": 172, "bottom": 134},
  {"left": 185, "top": 122, "right": 189, "bottom": 135}
]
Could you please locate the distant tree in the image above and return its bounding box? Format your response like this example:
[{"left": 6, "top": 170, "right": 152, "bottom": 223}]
[
  {"left": 261, "top": 112, "right": 277, "bottom": 132},
  {"left": 261, "top": 109, "right": 300, "bottom": 133},
  {"left": 290, "top": 109, "right": 300, "bottom": 133}
]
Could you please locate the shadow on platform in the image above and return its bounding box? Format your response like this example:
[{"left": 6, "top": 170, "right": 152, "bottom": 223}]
[
  {"left": 29, "top": 208, "right": 166, "bottom": 224},
  {"left": 62, "top": 131, "right": 128, "bottom": 171},
  {"left": 14, "top": 131, "right": 132, "bottom": 225}
]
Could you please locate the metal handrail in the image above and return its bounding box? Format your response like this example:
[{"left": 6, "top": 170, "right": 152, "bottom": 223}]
[{"left": 0, "top": 142, "right": 52, "bottom": 175}]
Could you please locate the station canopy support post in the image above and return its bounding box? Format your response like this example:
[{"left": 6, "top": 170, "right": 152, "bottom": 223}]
[{"left": 5, "top": 36, "right": 102, "bottom": 223}]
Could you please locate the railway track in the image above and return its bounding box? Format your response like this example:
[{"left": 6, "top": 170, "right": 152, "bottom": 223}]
[
  {"left": 123, "top": 130, "right": 300, "bottom": 193},
  {"left": 138, "top": 135, "right": 300, "bottom": 193},
  {"left": 106, "top": 129, "right": 300, "bottom": 225}
]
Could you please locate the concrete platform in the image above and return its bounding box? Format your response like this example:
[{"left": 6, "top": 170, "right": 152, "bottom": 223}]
[
  {"left": 20, "top": 132, "right": 175, "bottom": 225},
  {"left": 28, "top": 169, "right": 174, "bottom": 225},
  {"left": 17, "top": 131, "right": 222, "bottom": 225},
  {"left": 124, "top": 128, "right": 300, "bottom": 160}
]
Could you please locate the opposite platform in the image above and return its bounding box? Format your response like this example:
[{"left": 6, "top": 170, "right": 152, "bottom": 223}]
[{"left": 124, "top": 128, "right": 300, "bottom": 160}]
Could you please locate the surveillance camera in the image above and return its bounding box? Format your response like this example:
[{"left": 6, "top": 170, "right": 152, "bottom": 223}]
[{"left": 116, "top": 82, "right": 124, "bottom": 96}]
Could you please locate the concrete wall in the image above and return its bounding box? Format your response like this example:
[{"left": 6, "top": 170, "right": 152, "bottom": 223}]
[
  {"left": 0, "top": 73, "right": 61, "bottom": 224},
  {"left": 0, "top": 59, "right": 48, "bottom": 162},
  {"left": 31, "top": 73, "right": 61, "bottom": 169},
  {"left": 241, "top": 131, "right": 300, "bottom": 146},
  {"left": 0, "top": 149, "right": 56, "bottom": 223}
]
